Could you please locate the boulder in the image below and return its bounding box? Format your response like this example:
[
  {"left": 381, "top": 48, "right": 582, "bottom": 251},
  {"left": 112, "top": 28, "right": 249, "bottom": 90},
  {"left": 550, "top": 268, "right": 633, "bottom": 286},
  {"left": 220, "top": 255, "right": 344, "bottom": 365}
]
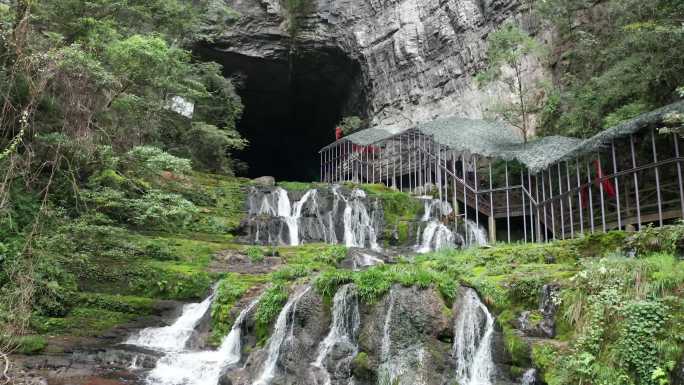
[{"left": 252, "top": 176, "right": 275, "bottom": 187}]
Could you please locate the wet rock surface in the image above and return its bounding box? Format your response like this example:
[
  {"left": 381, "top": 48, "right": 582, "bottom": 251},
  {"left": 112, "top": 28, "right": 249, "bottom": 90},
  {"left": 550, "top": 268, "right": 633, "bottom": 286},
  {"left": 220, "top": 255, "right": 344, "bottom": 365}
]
[
  {"left": 238, "top": 186, "right": 384, "bottom": 248},
  {"left": 203, "top": 0, "right": 544, "bottom": 130},
  {"left": 515, "top": 283, "right": 560, "bottom": 338}
]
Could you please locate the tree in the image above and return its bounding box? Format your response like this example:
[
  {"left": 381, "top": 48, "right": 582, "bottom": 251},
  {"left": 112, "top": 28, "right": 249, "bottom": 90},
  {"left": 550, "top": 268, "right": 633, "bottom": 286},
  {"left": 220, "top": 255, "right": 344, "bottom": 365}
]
[
  {"left": 477, "top": 23, "right": 543, "bottom": 143},
  {"left": 535, "top": 0, "right": 684, "bottom": 137}
]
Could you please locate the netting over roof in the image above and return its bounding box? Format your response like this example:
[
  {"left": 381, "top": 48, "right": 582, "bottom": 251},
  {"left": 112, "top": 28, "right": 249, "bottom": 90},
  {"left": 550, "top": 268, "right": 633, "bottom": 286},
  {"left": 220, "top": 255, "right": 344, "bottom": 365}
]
[
  {"left": 322, "top": 100, "right": 684, "bottom": 172},
  {"left": 342, "top": 127, "right": 394, "bottom": 145},
  {"left": 418, "top": 118, "right": 523, "bottom": 157}
]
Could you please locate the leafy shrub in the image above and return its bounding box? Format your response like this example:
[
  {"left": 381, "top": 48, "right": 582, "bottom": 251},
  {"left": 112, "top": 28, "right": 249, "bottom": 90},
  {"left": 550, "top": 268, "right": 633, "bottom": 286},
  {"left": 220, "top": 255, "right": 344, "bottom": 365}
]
[
  {"left": 210, "top": 277, "right": 248, "bottom": 342},
  {"left": 126, "top": 146, "right": 192, "bottom": 175},
  {"left": 142, "top": 243, "right": 176, "bottom": 261},
  {"left": 254, "top": 284, "right": 288, "bottom": 344},
  {"left": 272, "top": 264, "right": 311, "bottom": 282},
  {"left": 9, "top": 335, "right": 48, "bottom": 355},
  {"left": 129, "top": 190, "right": 198, "bottom": 227},
  {"left": 246, "top": 246, "right": 265, "bottom": 263}
]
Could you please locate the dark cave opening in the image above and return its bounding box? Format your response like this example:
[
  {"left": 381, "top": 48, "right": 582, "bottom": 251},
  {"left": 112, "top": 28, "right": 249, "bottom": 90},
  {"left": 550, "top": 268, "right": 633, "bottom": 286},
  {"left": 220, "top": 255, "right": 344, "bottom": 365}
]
[{"left": 198, "top": 46, "right": 366, "bottom": 182}]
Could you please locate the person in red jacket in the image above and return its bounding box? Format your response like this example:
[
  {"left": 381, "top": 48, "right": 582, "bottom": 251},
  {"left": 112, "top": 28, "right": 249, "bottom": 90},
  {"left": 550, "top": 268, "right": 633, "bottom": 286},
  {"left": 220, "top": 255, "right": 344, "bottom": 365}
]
[{"left": 335, "top": 127, "right": 343, "bottom": 140}]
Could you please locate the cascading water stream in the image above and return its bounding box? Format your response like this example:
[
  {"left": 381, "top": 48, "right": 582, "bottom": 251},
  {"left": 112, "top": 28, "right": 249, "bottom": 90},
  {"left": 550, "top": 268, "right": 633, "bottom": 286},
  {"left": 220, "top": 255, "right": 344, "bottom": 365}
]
[
  {"left": 416, "top": 221, "right": 456, "bottom": 253},
  {"left": 333, "top": 187, "right": 380, "bottom": 251},
  {"left": 310, "top": 284, "right": 360, "bottom": 385},
  {"left": 125, "top": 291, "right": 214, "bottom": 352},
  {"left": 521, "top": 368, "right": 538, "bottom": 385},
  {"left": 415, "top": 198, "right": 456, "bottom": 253},
  {"left": 463, "top": 219, "right": 488, "bottom": 248},
  {"left": 143, "top": 298, "right": 260, "bottom": 385},
  {"left": 452, "top": 288, "right": 495, "bottom": 385},
  {"left": 254, "top": 286, "right": 312, "bottom": 385},
  {"left": 351, "top": 252, "right": 384, "bottom": 270}
]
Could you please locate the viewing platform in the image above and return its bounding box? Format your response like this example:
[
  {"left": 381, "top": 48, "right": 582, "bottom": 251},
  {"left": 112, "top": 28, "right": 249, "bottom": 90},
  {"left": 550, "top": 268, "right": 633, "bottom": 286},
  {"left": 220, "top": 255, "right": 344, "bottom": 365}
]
[{"left": 319, "top": 101, "right": 684, "bottom": 243}]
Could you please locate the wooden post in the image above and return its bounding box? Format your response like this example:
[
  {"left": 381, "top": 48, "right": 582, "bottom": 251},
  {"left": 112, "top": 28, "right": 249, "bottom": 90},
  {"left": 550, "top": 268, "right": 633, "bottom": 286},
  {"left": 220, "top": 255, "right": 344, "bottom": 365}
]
[
  {"left": 474, "top": 155, "right": 480, "bottom": 230},
  {"left": 557, "top": 163, "right": 565, "bottom": 239},
  {"left": 611, "top": 141, "right": 622, "bottom": 230},
  {"left": 437, "top": 143, "right": 443, "bottom": 202},
  {"left": 453, "top": 156, "right": 459, "bottom": 231},
  {"left": 489, "top": 161, "right": 495, "bottom": 242},
  {"left": 505, "top": 160, "right": 510, "bottom": 243},
  {"left": 674, "top": 134, "right": 684, "bottom": 218},
  {"left": 320, "top": 150, "right": 323, "bottom": 182},
  {"left": 576, "top": 159, "right": 584, "bottom": 234},
  {"left": 565, "top": 161, "right": 574, "bottom": 238},
  {"left": 630, "top": 134, "right": 641, "bottom": 230},
  {"left": 548, "top": 168, "right": 556, "bottom": 240},
  {"left": 535, "top": 172, "right": 542, "bottom": 241},
  {"left": 651, "top": 128, "right": 663, "bottom": 226},
  {"left": 586, "top": 161, "right": 594, "bottom": 233},
  {"left": 528, "top": 170, "right": 535, "bottom": 242},
  {"left": 488, "top": 215, "right": 496, "bottom": 244},
  {"left": 400, "top": 134, "right": 403, "bottom": 192},
  {"left": 597, "top": 154, "right": 606, "bottom": 232},
  {"left": 541, "top": 169, "right": 547, "bottom": 242},
  {"left": 463, "top": 154, "right": 469, "bottom": 227},
  {"left": 521, "top": 169, "right": 527, "bottom": 243}
]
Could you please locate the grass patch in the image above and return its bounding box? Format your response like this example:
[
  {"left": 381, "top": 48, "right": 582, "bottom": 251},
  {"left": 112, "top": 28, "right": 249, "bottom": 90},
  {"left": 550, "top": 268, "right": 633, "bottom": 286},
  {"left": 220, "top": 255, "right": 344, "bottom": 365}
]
[
  {"left": 254, "top": 284, "right": 289, "bottom": 345},
  {"left": 31, "top": 308, "right": 137, "bottom": 336},
  {"left": 209, "top": 273, "right": 268, "bottom": 345}
]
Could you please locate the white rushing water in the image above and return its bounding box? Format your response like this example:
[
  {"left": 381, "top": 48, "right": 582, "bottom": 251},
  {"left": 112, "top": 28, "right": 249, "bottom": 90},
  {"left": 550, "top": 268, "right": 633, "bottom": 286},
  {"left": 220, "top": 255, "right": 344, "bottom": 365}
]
[
  {"left": 254, "top": 187, "right": 315, "bottom": 246},
  {"left": 311, "top": 284, "right": 360, "bottom": 385},
  {"left": 125, "top": 292, "right": 214, "bottom": 352},
  {"left": 351, "top": 252, "right": 384, "bottom": 270},
  {"left": 464, "top": 219, "right": 488, "bottom": 248},
  {"left": 415, "top": 198, "right": 457, "bottom": 253},
  {"left": 377, "top": 288, "right": 428, "bottom": 385},
  {"left": 144, "top": 299, "right": 260, "bottom": 385},
  {"left": 453, "top": 288, "right": 495, "bottom": 385},
  {"left": 415, "top": 221, "right": 456, "bottom": 254},
  {"left": 333, "top": 187, "right": 380, "bottom": 251},
  {"left": 521, "top": 368, "right": 537, "bottom": 385},
  {"left": 254, "top": 286, "right": 312, "bottom": 385}
]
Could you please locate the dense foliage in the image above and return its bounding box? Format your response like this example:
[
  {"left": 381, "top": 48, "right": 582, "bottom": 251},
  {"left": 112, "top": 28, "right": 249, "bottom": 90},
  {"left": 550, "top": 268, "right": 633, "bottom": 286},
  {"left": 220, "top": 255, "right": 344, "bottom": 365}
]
[
  {"left": 533, "top": 0, "right": 684, "bottom": 137},
  {"left": 0, "top": 0, "right": 246, "bottom": 348}
]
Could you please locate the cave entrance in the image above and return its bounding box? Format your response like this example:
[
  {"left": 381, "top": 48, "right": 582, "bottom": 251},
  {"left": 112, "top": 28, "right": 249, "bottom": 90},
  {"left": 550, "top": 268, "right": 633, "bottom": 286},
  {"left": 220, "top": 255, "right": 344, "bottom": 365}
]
[{"left": 200, "top": 46, "right": 366, "bottom": 182}]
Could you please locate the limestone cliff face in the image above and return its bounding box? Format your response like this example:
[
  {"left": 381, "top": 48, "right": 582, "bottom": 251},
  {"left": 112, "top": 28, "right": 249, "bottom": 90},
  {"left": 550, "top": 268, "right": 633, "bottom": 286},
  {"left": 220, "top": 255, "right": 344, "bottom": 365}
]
[{"left": 207, "top": 0, "right": 546, "bottom": 131}]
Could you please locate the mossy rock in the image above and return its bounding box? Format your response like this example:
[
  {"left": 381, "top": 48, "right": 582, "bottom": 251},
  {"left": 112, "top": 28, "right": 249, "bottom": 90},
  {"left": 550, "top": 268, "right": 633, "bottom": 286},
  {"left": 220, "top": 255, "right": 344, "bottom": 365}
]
[{"left": 351, "top": 351, "right": 376, "bottom": 381}]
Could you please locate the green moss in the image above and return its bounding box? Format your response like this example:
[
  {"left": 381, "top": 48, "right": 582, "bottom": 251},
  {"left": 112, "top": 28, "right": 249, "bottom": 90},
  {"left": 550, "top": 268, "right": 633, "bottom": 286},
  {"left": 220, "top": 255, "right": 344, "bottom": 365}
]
[
  {"left": 276, "top": 181, "right": 325, "bottom": 191},
  {"left": 10, "top": 335, "right": 48, "bottom": 355},
  {"left": 209, "top": 273, "right": 268, "bottom": 345},
  {"left": 363, "top": 185, "right": 422, "bottom": 246},
  {"left": 75, "top": 293, "right": 155, "bottom": 314},
  {"left": 501, "top": 323, "right": 531, "bottom": 367},
  {"left": 246, "top": 246, "right": 265, "bottom": 263},
  {"left": 254, "top": 284, "right": 289, "bottom": 345},
  {"left": 351, "top": 351, "right": 374, "bottom": 381},
  {"left": 31, "top": 307, "right": 136, "bottom": 336}
]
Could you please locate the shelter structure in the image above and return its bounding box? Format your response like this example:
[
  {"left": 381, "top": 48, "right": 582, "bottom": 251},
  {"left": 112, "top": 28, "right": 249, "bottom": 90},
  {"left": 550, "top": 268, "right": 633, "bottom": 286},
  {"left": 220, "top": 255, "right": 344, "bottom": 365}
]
[{"left": 319, "top": 101, "right": 684, "bottom": 242}]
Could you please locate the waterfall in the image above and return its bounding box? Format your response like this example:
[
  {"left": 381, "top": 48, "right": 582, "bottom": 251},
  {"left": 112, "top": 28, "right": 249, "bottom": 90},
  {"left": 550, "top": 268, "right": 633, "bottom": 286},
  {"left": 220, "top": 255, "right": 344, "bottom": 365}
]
[
  {"left": 415, "top": 221, "right": 456, "bottom": 254},
  {"left": 256, "top": 187, "right": 319, "bottom": 246},
  {"left": 143, "top": 299, "right": 260, "bottom": 385},
  {"left": 351, "top": 252, "right": 384, "bottom": 270},
  {"left": 333, "top": 187, "right": 380, "bottom": 251},
  {"left": 310, "top": 284, "right": 360, "bottom": 385},
  {"left": 377, "top": 289, "right": 428, "bottom": 385},
  {"left": 421, "top": 198, "right": 453, "bottom": 222},
  {"left": 464, "top": 219, "right": 488, "bottom": 248},
  {"left": 254, "top": 286, "right": 312, "bottom": 385},
  {"left": 380, "top": 289, "right": 396, "bottom": 367},
  {"left": 453, "top": 288, "right": 495, "bottom": 385},
  {"left": 415, "top": 198, "right": 456, "bottom": 253},
  {"left": 125, "top": 292, "right": 214, "bottom": 352},
  {"left": 521, "top": 368, "right": 538, "bottom": 385}
]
